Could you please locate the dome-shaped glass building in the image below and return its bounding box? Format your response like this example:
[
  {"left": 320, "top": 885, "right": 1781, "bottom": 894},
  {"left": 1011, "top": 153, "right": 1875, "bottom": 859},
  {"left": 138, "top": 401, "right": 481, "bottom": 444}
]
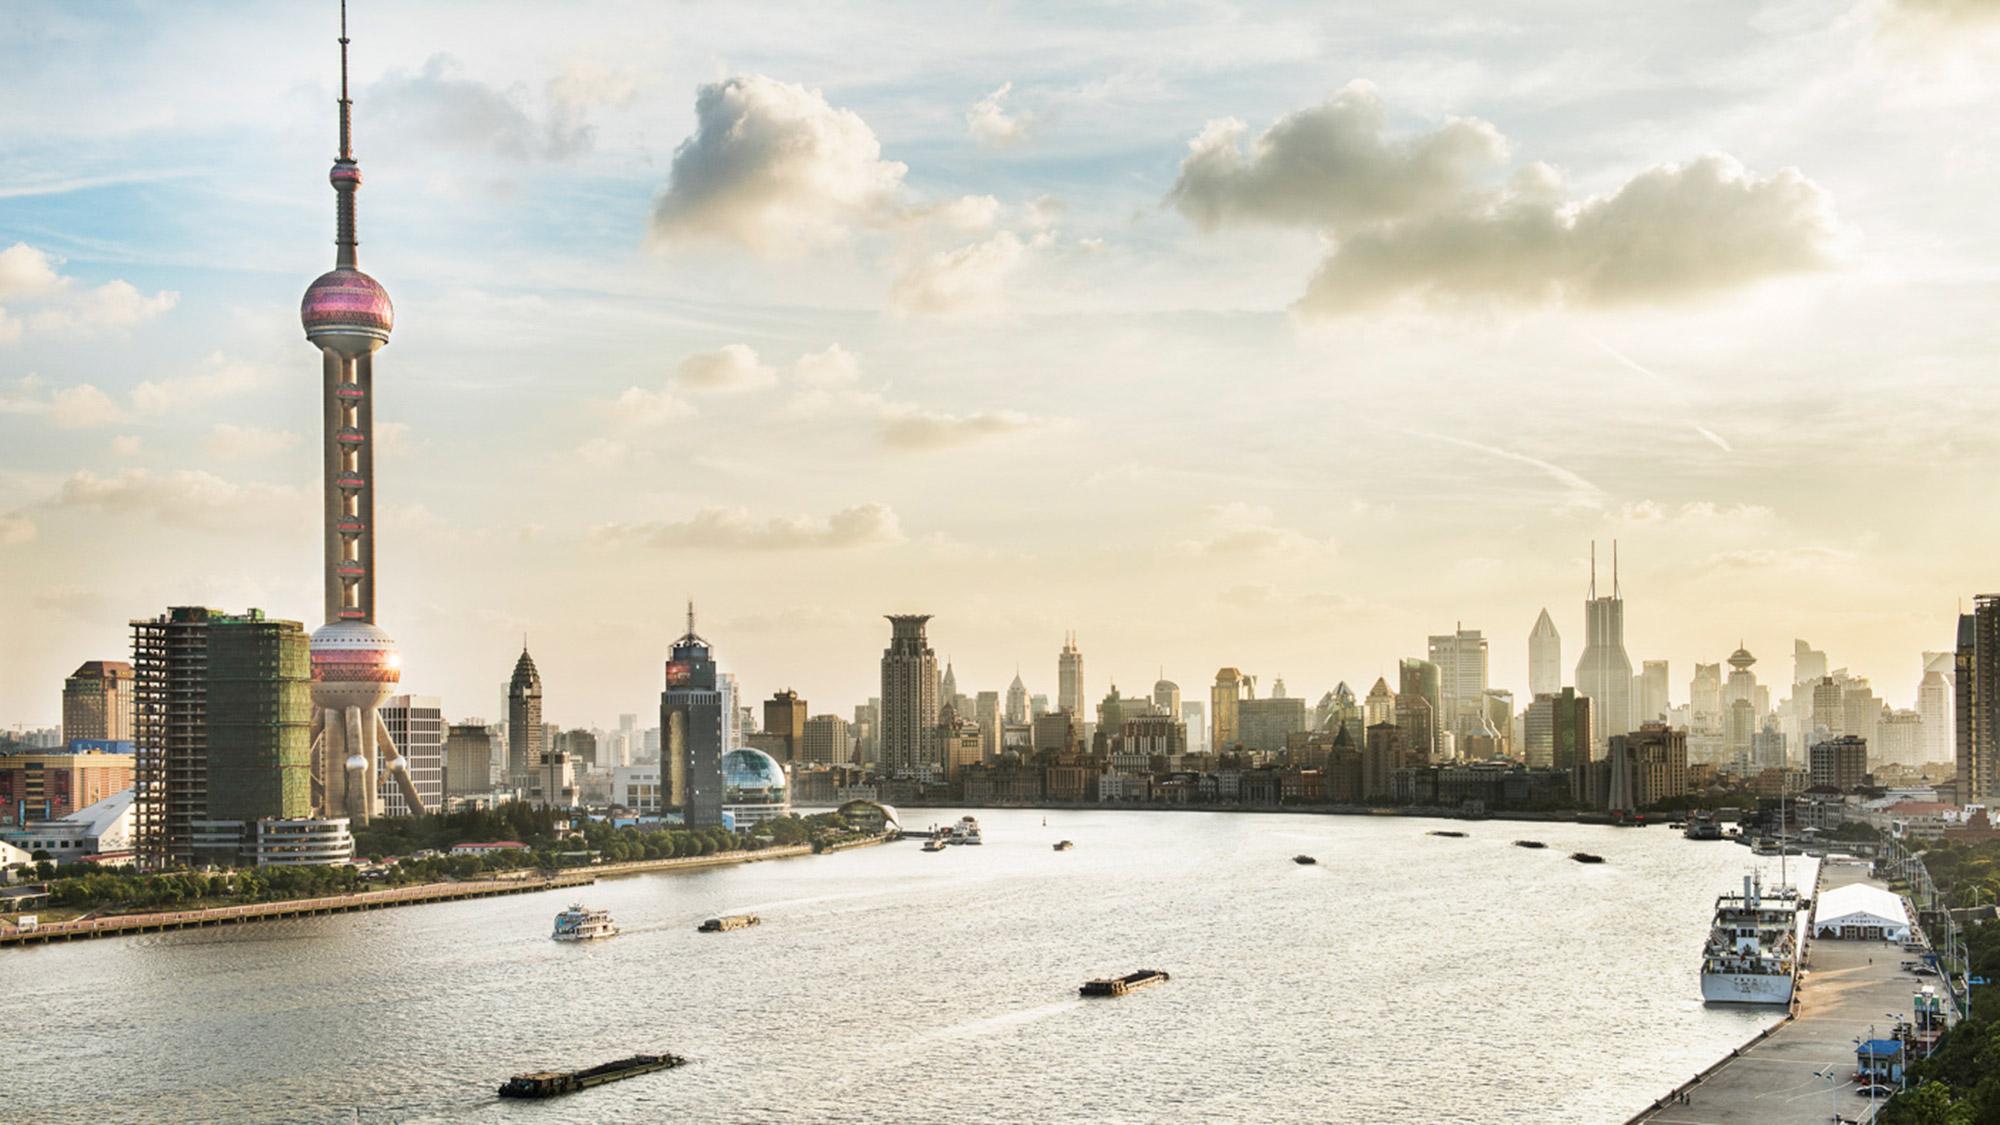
[{"left": 721, "top": 747, "right": 791, "bottom": 828}]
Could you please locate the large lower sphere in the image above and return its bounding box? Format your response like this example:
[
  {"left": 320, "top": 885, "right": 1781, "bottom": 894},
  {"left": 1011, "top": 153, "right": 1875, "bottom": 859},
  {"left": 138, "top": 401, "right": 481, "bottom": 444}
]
[{"left": 310, "top": 621, "right": 400, "bottom": 712}]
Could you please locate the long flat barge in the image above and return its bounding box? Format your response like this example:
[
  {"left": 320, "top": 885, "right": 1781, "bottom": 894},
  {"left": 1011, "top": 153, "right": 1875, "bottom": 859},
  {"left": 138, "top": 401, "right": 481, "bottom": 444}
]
[
  {"left": 1, "top": 873, "right": 595, "bottom": 948},
  {"left": 1081, "top": 969, "right": 1170, "bottom": 997},
  {"left": 498, "top": 1052, "right": 687, "bottom": 1099}
]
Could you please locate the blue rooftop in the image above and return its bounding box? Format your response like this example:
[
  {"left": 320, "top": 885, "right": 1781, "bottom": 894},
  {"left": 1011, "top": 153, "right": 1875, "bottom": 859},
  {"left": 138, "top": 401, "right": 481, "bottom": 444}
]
[{"left": 1856, "top": 1039, "right": 1903, "bottom": 1057}]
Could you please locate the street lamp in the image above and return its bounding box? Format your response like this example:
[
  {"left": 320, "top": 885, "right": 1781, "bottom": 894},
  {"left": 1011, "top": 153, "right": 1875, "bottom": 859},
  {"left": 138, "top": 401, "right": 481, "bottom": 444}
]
[{"left": 1814, "top": 1066, "right": 1843, "bottom": 1124}]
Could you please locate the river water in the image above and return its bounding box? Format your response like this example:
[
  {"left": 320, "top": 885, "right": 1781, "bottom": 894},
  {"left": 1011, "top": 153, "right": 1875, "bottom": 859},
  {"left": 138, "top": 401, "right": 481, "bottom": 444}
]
[{"left": 2, "top": 809, "right": 1816, "bottom": 1123}]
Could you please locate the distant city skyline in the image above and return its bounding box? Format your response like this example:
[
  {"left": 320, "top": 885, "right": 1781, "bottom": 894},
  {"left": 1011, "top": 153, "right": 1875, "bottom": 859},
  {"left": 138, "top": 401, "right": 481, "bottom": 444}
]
[{"left": 4, "top": 1, "right": 1997, "bottom": 726}]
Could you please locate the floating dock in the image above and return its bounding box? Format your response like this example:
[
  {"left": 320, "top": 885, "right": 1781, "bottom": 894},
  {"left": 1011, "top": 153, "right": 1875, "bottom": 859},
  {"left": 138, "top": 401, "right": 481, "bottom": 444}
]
[{"left": 698, "top": 913, "right": 759, "bottom": 933}]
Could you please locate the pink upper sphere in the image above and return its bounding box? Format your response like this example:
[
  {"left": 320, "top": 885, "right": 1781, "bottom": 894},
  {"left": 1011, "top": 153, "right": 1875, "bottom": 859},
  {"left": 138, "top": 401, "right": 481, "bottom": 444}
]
[{"left": 301, "top": 268, "right": 394, "bottom": 344}]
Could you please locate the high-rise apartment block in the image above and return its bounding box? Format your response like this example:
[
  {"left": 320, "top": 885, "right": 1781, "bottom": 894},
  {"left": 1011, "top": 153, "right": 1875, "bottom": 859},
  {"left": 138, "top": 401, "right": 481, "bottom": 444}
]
[
  {"left": 1955, "top": 596, "right": 2000, "bottom": 804},
  {"left": 131, "top": 607, "right": 315, "bottom": 868},
  {"left": 443, "top": 722, "right": 495, "bottom": 797},
  {"left": 801, "top": 714, "right": 852, "bottom": 766},
  {"left": 1810, "top": 734, "right": 1870, "bottom": 792},
  {"left": 378, "top": 695, "right": 443, "bottom": 816}
]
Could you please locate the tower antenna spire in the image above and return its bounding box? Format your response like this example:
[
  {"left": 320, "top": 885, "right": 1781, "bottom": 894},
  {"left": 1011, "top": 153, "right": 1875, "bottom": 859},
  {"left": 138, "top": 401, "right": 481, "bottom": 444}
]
[
  {"left": 338, "top": 0, "right": 353, "bottom": 162},
  {"left": 1589, "top": 540, "right": 1597, "bottom": 600},
  {"left": 1613, "top": 538, "right": 1620, "bottom": 598}
]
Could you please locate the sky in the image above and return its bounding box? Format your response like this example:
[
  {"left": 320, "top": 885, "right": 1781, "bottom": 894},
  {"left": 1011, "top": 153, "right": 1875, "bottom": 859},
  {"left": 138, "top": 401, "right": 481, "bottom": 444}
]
[{"left": 4, "top": 0, "right": 2000, "bottom": 730}]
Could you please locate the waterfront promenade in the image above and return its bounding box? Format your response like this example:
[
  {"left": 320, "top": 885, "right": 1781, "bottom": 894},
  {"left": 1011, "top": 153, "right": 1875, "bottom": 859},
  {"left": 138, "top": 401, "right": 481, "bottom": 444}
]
[{"left": 1631, "top": 860, "right": 1924, "bottom": 1125}]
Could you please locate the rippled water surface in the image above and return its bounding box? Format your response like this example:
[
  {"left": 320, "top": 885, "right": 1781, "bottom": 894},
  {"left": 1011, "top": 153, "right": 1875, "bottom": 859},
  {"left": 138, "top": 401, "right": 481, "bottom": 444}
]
[{"left": 4, "top": 810, "right": 1817, "bottom": 1123}]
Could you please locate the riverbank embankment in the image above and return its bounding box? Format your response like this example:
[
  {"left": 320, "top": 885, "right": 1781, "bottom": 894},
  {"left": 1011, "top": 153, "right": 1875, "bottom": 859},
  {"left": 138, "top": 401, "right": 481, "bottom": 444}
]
[{"left": 1, "top": 834, "right": 895, "bottom": 949}]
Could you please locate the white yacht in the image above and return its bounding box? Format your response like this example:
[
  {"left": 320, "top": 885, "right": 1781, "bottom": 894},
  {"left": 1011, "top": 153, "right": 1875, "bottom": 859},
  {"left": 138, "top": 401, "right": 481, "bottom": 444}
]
[
  {"left": 1700, "top": 871, "right": 1800, "bottom": 1004},
  {"left": 952, "top": 816, "right": 983, "bottom": 845},
  {"left": 552, "top": 904, "right": 619, "bottom": 942}
]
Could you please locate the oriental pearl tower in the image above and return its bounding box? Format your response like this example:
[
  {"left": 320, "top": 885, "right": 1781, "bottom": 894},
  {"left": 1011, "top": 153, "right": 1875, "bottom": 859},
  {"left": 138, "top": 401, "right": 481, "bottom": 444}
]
[{"left": 301, "top": 1, "right": 424, "bottom": 825}]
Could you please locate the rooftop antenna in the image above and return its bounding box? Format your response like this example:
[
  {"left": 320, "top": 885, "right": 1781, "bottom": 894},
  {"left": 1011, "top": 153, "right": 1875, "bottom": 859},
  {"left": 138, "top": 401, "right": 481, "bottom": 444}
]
[
  {"left": 1613, "top": 539, "right": 1621, "bottom": 598},
  {"left": 1589, "top": 540, "right": 1597, "bottom": 600},
  {"left": 685, "top": 598, "right": 696, "bottom": 640}
]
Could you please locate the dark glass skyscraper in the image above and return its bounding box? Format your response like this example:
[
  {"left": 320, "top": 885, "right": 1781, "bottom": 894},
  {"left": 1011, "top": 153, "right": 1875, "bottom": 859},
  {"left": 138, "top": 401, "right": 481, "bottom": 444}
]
[
  {"left": 1956, "top": 595, "right": 2000, "bottom": 804},
  {"left": 663, "top": 605, "right": 725, "bottom": 827}
]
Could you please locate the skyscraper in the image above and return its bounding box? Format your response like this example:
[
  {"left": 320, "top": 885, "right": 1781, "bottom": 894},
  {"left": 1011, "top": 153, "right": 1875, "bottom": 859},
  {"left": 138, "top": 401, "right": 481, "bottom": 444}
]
[
  {"left": 1636, "top": 660, "right": 1670, "bottom": 726},
  {"left": 1792, "top": 639, "right": 1828, "bottom": 687},
  {"left": 880, "top": 615, "right": 939, "bottom": 778},
  {"left": 1362, "top": 677, "right": 1396, "bottom": 728},
  {"left": 1919, "top": 652, "right": 1953, "bottom": 766},
  {"left": 443, "top": 722, "right": 494, "bottom": 798},
  {"left": 1957, "top": 597, "right": 2000, "bottom": 803},
  {"left": 300, "top": 6, "right": 423, "bottom": 827},
  {"left": 1529, "top": 609, "right": 1562, "bottom": 699},
  {"left": 1574, "top": 541, "right": 1633, "bottom": 749},
  {"left": 507, "top": 647, "right": 544, "bottom": 784},
  {"left": 62, "top": 661, "right": 134, "bottom": 744},
  {"left": 1058, "top": 632, "right": 1085, "bottom": 716},
  {"left": 1005, "top": 670, "right": 1029, "bottom": 725},
  {"left": 132, "top": 608, "right": 315, "bottom": 868},
  {"left": 1210, "top": 667, "right": 1245, "bottom": 751},
  {"left": 378, "top": 695, "right": 443, "bottom": 817},
  {"left": 1397, "top": 658, "right": 1441, "bottom": 761},
  {"left": 1427, "top": 626, "right": 1489, "bottom": 745},
  {"left": 1152, "top": 674, "right": 1181, "bottom": 722},
  {"left": 663, "top": 604, "right": 725, "bottom": 826},
  {"left": 762, "top": 689, "right": 808, "bottom": 763}
]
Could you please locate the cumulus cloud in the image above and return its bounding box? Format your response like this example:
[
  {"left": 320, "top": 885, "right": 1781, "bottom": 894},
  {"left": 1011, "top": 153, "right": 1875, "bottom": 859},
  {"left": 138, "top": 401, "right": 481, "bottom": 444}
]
[
  {"left": 1170, "top": 82, "right": 1505, "bottom": 232},
  {"left": 1887, "top": 0, "right": 2000, "bottom": 26},
  {"left": 1178, "top": 502, "right": 1335, "bottom": 559},
  {"left": 879, "top": 405, "right": 1051, "bottom": 451},
  {"left": 1300, "top": 156, "right": 1838, "bottom": 315},
  {"left": 131, "top": 353, "right": 267, "bottom": 414},
  {"left": 793, "top": 343, "right": 861, "bottom": 389},
  {"left": 0, "top": 242, "right": 176, "bottom": 341},
  {"left": 0, "top": 243, "right": 65, "bottom": 296},
  {"left": 54, "top": 468, "right": 296, "bottom": 527},
  {"left": 593, "top": 502, "right": 904, "bottom": 551},
  {"left": 1, "top": 377, "right": 125, "bottom": 429},
  {"left": 889, "top": 231, "right": 1027, "bottom": 316},
  {"left": 672, "top": 344, "right": 778, "bottom": 393},
  {"left": 967, "top": 82, "right": 1033, "bottom": 148},
  {"left": 608, "top": 385, "right": 695, "bottom": 428},
  {"left": 650, "top": 75, "right": 908, "bottom": 251},
  {"left": 372, "top": 54, "right": 623, "bottom": 160},
  {"left": 204, "top": 423, "right": 299, "bottom": 460},
  {"left": 110, "top": 434, "right": 142, "bottom": 456},
  {"left": 1169, "top": 83, "right": 1837, "bottom": 316}
]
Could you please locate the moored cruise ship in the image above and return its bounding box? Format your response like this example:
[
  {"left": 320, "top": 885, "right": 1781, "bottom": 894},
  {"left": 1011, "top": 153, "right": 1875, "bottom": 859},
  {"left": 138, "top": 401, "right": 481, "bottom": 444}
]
[{"left": 1700, "top": 872, "right": 1800, "bottom": 1004}]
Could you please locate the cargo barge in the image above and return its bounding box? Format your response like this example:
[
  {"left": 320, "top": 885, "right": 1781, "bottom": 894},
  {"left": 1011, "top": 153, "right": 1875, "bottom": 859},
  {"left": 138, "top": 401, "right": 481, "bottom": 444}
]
[
  {"left": 1081, "top": 969, "right": 1170, "bottom": 998},
  {"left": 699, "top": 914, "right": 759, "bottom": 933},
  {"left": 497, "top": 1052, "right": 686, "bottom": 1098}
]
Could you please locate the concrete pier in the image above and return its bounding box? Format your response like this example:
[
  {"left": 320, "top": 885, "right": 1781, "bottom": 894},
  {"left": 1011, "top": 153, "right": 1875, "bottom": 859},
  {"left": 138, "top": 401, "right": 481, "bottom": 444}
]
[{"left": 1630, "top": 860, "right": 1930, "bottom": 1125}]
